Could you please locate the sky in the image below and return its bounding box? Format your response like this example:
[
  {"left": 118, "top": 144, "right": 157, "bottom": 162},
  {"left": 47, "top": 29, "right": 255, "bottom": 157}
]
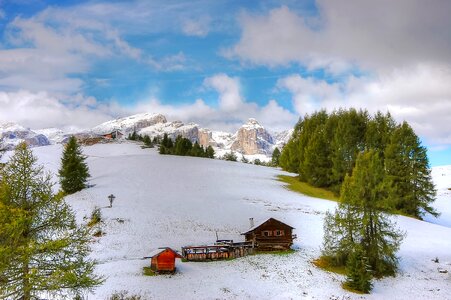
[{"left": 0, "top": 0, "right": 450, "bottom": 166}]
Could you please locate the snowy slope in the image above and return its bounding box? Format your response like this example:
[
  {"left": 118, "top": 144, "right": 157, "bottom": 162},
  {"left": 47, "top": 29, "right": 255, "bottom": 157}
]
[{"left": 16, "top": 144, "right": 451, "bottom": 299}]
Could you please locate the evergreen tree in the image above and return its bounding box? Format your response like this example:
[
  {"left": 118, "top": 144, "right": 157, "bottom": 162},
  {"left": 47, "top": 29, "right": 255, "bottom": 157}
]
[
  {"left": 329, "top": 109, "right": 368, "bottom": 193},
  {"left": 384, "top": 122, "right": 437, "bottom": 218},
  {"left": 205, "top": 146, "right": 215, "bottom": 159},
  {"left": 344, "top": 247, "right": 373, "bottom": 293},
  {"left": 142, "top": 135, "right": 152, "bottom": 147},
  {"left": 190, "top": 141, "right": 203, "bottom": 157},
  {"left": 59, "top": 136, "right": 90, "bottom": 194},
  {"left": 223, "top": 151, "right": 237, "bottom": 161},
  {"left": 0, "top": 143, "right": 103, "bottom": 299},
  {"left": 271, "top": 147, "right": 281, "bottom": 166},
  {"left": 322, "top": 151, "right": 404, "bottom": 277}
]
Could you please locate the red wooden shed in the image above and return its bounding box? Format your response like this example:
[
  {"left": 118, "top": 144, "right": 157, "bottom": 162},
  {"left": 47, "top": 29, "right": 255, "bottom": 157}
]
[{"left": 148, "top": 247, "right": 182, "bottom": 273}]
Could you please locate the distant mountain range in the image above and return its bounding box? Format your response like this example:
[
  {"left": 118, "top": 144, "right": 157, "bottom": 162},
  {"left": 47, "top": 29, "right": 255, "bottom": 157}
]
[{"left": 0, "top": 113, "right": 293, "bottom": 158}]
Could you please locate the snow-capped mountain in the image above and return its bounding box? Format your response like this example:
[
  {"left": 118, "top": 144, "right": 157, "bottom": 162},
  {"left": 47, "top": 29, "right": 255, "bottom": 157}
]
[
  {"left": 0, "top": 122, "right": 50, "bottom": 150},
  {"left": 1, "top": 113, "right": 293, "bottom": 158},
  {"left": 231, "top": 118, "right": 274, "bottom": 155}
]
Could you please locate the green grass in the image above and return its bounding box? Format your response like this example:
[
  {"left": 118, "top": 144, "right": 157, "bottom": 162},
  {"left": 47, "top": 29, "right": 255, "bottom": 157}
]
[
  {"left": 312, "top": 257, "right": 347, "bottom": 275},
  {"left": 142, "top": 267, "right": 157, "bottom": 276},
  {"left": 341, "top": 282, "right": 367, "bottom": 294},
  {"left": 277, "top": 175, "right": 339, "bottom": 201}
]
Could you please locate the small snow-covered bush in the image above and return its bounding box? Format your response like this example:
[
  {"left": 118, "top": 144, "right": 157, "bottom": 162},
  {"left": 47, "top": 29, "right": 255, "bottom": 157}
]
[{"left": 109, "top": 290, "right": 142, "bottom": 300}]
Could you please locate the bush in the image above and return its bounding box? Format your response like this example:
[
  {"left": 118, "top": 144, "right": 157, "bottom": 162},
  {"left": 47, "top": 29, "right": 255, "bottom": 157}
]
[
  {"left": 109, "top": 291, "right": 142, "bottom": 300},
  {"left": 87, "top": 207, "right": 102, "bottom": 227},
  {"left": 223, "top": 151, "right": 237, "bottom": 161}
]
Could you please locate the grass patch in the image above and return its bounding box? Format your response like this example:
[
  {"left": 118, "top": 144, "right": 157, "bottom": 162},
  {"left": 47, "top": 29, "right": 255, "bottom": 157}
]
[
  {"left": 341, "top": 282, "right": 367, "bottom": 294},
  {"left": 277, "top": 175, "right": 338, "bottom": 201},
  {"left": 142, "top": 267, "right": 157, "bottom": 276},
  {"left": 312, "top": 256, "right": 346, "bottom": 275}
]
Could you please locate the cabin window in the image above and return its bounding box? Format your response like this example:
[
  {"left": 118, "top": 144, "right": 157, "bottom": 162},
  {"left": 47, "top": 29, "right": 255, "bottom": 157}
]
[
  {"left": 274, "top": 230, "right": 285, "bottom": 236},
  {"left": 262, "top": 230, "right": 272, "bottom": 237}
]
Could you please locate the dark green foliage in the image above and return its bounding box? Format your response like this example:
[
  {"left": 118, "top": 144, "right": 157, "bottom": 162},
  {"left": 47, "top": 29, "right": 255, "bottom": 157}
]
[
  {"left": 127, "top": 131, "right": 138, "bottom": 141},
  {"left": 344, "top": 247, "right": 373, "bottom": 293},
  {"left": 87, "top": 207, "right": 102, "bottom": 227},
  {"left": 322, "top": 151, "right": 404, "bottom": 280},
  {"left": 59, "top": 136, "right": 90, "bottom": 195},
  {"left": 142, "top": 135, "right": 153, "bottom": 147},
  {"left": 280, "top": 109, "right": 437, "bottom": 219},
  {"left": 384, "top": 122, "right": 437, "bottom": 219},
  {"left": 158, "top": 134, "right": 214, "bottom": 159},
  {"left": 271, "top": 147, "right": 281, "bottom": 166},
  {"left": 241, "top": 156, "right": 250, "bottom": 163},
  {"left": 223, "top": 151, "right": 237, "bottom": 161},
  {"left": 205, "top": 146, "right": 215, "bottom": 158},
  {"left": 0, "top": 143, "right": 103, "bottom": 300},
  {"left": 253, "top": 159, "right": 262, "bottom": 165}
]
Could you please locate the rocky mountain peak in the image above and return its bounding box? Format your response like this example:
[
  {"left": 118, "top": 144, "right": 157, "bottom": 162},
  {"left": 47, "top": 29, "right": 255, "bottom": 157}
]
[{"left": 231, "top": 118, "right": 274, "bottom": 155}]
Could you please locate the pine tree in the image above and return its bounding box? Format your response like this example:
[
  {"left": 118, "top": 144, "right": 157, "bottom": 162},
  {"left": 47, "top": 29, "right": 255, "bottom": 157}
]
[
  {"left": 384, "top": 122, "right": 437, "bottom": 218},
  {"left": 205, "top": 146, "right": 215, "bottom": 158},
  {"left": 59, "top": 136, "right": 90, "bottom": 194},
  {"left": 271, "top": 147, "right": 281, "bottom": 166},
  {"left": 0, "top": 143, "right": 103, "bottom": 299},
  {"left": 322, "top": 151, "right": 404, "bottom": 277},
  {"left": 344, "top": 247, "right": 373, "bottom": 293}
]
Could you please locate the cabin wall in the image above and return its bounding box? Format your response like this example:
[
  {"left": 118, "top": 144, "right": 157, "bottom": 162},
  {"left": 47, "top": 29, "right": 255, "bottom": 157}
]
[{"left": 244, "top": 220, "right": 294, "bottom": 251}]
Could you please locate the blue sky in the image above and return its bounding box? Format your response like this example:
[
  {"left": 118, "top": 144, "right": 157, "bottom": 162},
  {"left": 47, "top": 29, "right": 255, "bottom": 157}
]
[{"left": 0, "top": 0, "right": 451, "bottom": 166}]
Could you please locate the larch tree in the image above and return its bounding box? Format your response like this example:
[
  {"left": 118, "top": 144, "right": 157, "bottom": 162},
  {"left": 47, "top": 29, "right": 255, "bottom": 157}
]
[
  {"left": 384, "top": 122, "right": 437, "bottom": 219},
  {"left": 322, "top": 150, "right": 404, "bottom": 279},
  {"left": 59, "top": 136, "right": 90, "bottom": 194},
  {"left": 0, "top": 143, "right": 103, "bottom": 300}
]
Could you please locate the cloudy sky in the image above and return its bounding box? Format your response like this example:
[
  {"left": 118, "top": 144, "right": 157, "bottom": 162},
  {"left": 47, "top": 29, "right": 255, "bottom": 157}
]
[{"left": 0, "top": 0, "right": 450, "bottom": 165}]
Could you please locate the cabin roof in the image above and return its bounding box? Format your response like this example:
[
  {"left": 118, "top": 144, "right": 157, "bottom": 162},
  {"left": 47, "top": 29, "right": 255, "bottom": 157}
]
[
  {"left": 241, "top": 217, "right": 294, "bottom": 235},
  {"left": 148, "top": 247, "right": 182, "bottom": 258}
]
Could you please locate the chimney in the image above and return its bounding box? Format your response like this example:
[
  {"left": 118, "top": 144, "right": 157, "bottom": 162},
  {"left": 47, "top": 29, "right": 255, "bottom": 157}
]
[{"left": 249, "top": 217, "right": 254, "bottom": 228}]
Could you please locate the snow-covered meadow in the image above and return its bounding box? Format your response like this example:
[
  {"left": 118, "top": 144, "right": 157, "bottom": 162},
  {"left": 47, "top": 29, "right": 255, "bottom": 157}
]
[{"left": 9, "top": 142, "right": 451, "bottom": 299}]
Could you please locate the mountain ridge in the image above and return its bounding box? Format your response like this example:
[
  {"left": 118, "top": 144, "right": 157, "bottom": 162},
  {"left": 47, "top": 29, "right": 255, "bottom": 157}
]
[{"left": 0, "top": 113, "right": 293, "bottom": 157}]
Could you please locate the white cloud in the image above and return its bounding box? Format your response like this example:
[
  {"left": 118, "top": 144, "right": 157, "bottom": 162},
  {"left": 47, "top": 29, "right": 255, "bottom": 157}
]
[
  {"left": 0, "top": 73, "right": 297, "bottom": 133},
  {"left": 0, "top": 90, "right": 121, "bottom": 130},
  {"left": 277, "top": 64, "right": 451, "bottom": 146},
  {"left": 227, "top": 2, "right": 451, "bottom": 72},
  {"left": 147, "top": 52, "right": 187, "bottom": 72},
  {"left": 182, "top": 17, "right": 211, "bottom": 37},
  {"left": 203, "top": 74, "right": 243, "bottom": 112}
]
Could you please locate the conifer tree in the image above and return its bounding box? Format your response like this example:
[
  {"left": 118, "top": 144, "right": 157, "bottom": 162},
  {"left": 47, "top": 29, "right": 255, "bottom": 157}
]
[
  {"left": 0, "top": 143, "right": 103, "bottom": 299},
  {"left": 384, "top": 122, "right": 437, "bottom": 218},
  {"left": 322, "top": 151, "right": 404, "bottom": 277},
  {"left": 206, "top": 146, "right": 215, "bottom": 158},
  {"left": 59, "top": 136, "right": 90, "bottom": 194},
  {"left": 344, "top": 247, "right": 373, "bottom": 293},
  {"left": 271, "top": 147, "right": 281, "bottom": 166}
]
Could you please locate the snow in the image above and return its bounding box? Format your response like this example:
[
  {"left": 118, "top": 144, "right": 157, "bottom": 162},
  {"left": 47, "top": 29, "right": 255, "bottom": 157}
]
[{"left": 5, "top": 142, "right": 451, "bottom": 299}]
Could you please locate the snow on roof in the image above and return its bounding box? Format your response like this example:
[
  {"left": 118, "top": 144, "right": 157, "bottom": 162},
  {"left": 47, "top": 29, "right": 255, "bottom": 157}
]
[
  {"left": 241, "top": 218, "right": 294, "bottom": 235},
  {"left": 147, "top": 247, "right": 181, "bottom": 258}
]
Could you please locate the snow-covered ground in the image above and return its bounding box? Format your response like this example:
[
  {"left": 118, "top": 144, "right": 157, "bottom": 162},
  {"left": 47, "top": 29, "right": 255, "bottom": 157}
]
[{"left": 6, "top": 143, "right": 451, "bottom": 299}]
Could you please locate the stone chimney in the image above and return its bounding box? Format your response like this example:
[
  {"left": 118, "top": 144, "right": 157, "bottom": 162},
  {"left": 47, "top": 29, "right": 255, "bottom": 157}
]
[{"left": 249, "top": 217, "right": 254, "bottom": 228}]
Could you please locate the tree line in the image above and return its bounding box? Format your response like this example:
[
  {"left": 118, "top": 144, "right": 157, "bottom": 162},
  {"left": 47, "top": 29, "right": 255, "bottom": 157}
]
[
  {"left": 159, "top": 133, "right": 215, "bottom": 158},
  {"left": 280, "top": 109, "right": 437, "bottom": 219}
]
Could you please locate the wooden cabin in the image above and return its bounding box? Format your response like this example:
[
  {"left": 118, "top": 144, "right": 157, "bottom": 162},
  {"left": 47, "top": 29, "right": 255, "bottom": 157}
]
[
  {"left": 241, "top": 218, "right": 296, "bottom": 251},
  {"left": 102, "top": 130, "right": 123, "bottom": 140},
  {"left": 148, "top": 247, "right": 182, "bottom": 273}
]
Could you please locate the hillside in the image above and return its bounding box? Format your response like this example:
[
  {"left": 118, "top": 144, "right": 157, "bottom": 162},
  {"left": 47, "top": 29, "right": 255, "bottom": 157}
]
[{"left": 15, "top": 143, "right": 451, "bottom": 299}]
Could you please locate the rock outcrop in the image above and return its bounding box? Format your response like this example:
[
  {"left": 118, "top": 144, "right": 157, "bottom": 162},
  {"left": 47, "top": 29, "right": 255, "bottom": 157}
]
[
  {"left": 231, "top": 118, "right": 274, "bottom": 155},
  {"left": 0, "top": 122, "right": 50, "bottom": 150}
]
